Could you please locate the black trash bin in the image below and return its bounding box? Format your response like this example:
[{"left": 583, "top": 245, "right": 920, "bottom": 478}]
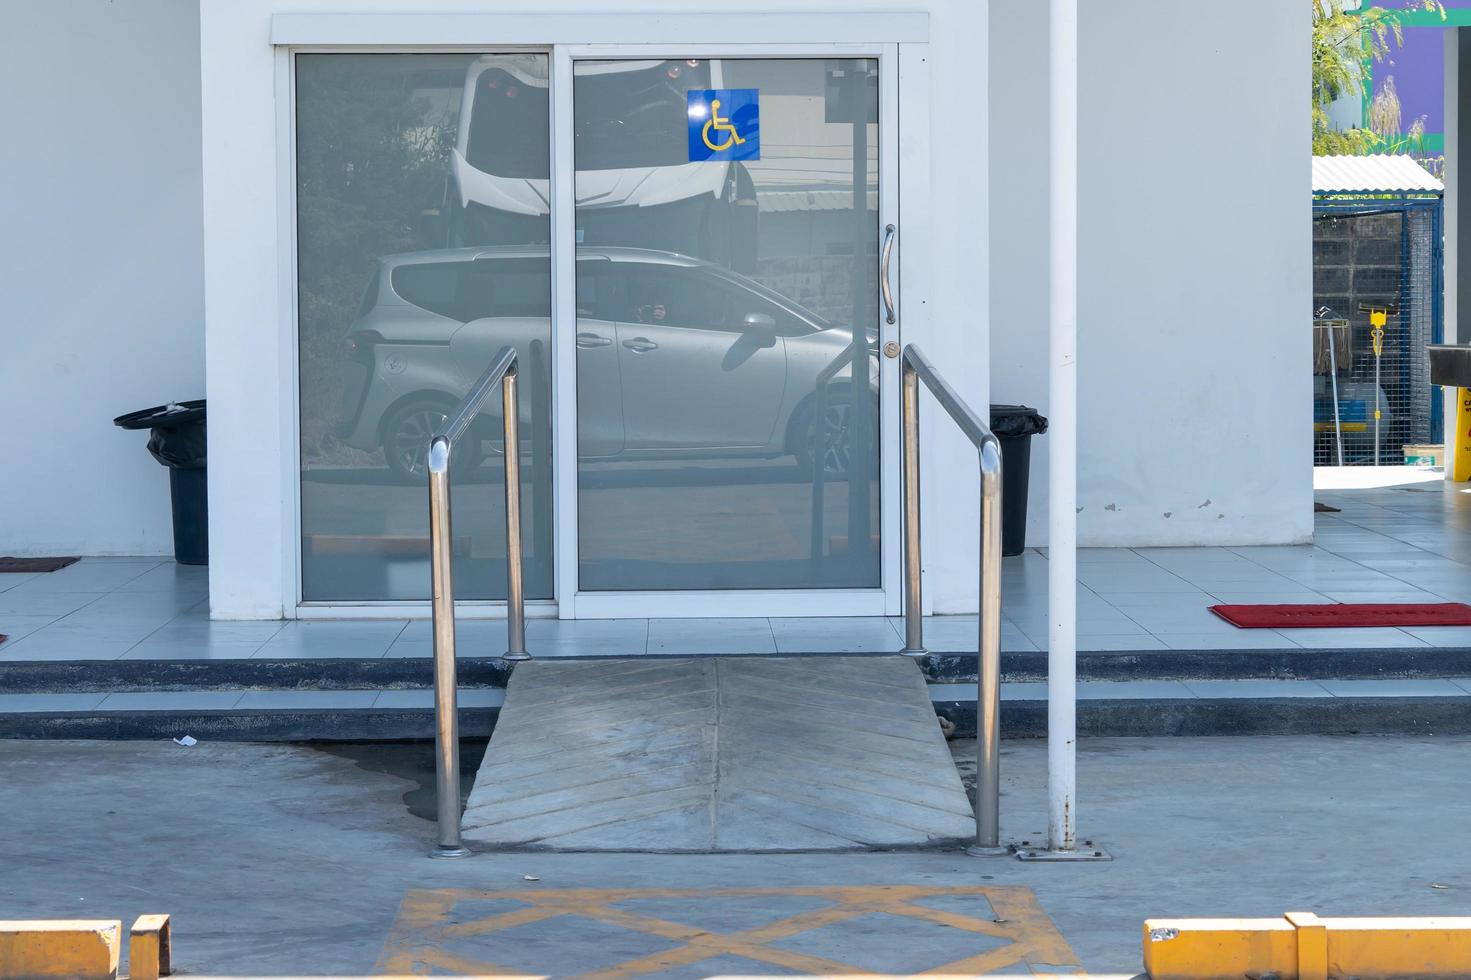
[
  {"left": 990, "top": 405, "right": 1048, "bottom": 557},
  {"left": 114, "top": 400, "right": 208, "bottom": 565}
]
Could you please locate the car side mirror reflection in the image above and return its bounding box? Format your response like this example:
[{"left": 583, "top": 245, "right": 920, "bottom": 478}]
[{"left": 743, "top": 312, "right": 777, "bottom": 348}]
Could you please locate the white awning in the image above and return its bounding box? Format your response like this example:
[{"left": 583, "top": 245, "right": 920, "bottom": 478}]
[{"left": 1312, "top": 154, "right": 1443, "bottom": 194}]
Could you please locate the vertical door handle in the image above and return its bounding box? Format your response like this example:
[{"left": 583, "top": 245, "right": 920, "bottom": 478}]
[{"left": 881, "top": 223, "right": 897, "bottom": 325}]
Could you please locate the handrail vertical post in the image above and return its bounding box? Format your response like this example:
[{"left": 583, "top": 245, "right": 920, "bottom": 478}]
[
  {"left": 902, "top": 344, "right": 1007, "bottom": 856},
  {"left": 427, "top": 437, "right": 468, "bottom": 859},
  {"left": 502, "top": 368, "right": 529, "bottom": 662},
  {"left": 973, "top": 441, "right": 1004, "bottom": 852},
  {"left": 426, "top": 344, "right": 528, "bottom": 858},
  {"left": 900, "top": 359, "right": 924, "bottom": 656}
]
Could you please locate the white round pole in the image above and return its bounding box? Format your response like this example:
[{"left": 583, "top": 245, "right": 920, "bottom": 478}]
[{"left": 1047, "top": 0, "right": 1079, "bottom": 854}]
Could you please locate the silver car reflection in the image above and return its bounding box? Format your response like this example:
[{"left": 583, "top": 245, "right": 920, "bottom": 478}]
[{"left": 335, "top": 247, "right": 875, "bottom": 481}]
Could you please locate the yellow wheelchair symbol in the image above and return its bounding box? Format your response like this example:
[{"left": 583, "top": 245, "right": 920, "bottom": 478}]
[{"left": 702, "top": 99, "right": 747, "bottom": 152}]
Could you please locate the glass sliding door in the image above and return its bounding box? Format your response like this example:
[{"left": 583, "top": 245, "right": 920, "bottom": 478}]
[
  {"left": 295, "top": 53, "right": 554, "bottom": 602},
  {"left": 572, "top": 57, "right": 883, "bottom": 592}
]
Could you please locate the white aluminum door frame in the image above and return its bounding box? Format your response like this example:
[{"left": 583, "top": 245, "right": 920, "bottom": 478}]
[
  {"left": 281, "top": 44, "right": 562, "bottom": 621},
  {"left": 272, "top": 14, "right": 929, "bottom": 620},
  {"left": 552, "top": 42, "right": 903, "bottom": 619}
]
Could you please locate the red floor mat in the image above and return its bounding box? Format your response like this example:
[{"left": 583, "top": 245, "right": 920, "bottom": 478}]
[{"left": 1210, "top": 603, "right": 1471, "bottom": 629}]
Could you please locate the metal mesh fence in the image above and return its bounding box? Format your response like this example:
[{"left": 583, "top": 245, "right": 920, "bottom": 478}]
[{"left": 1312, "top": 200, "right": 1443, "bottom": 467}]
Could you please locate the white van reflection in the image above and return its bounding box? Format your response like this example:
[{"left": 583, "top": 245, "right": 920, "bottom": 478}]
[
  {"left": 335, "top": 247, "right": 875, "bottom": 482},
  {"left": 446, "top": 55, "right": 757, "bottom": 271}
]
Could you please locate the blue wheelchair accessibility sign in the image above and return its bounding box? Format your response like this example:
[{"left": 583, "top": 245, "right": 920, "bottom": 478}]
[{"left": 687, "top": 89, "right": 760, "bottom": 162}]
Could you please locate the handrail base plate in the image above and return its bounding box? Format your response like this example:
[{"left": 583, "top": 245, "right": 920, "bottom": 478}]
[{"left": 1015, "top": 844, "right": 1112, "bottom": 862}]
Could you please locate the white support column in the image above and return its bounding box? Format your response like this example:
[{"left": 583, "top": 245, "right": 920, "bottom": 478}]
[
  {"left": 1047, "top": 0, "right": 1079, "bottom": 855},
  {"left": 1445, "top": 27, "right": 1461, "bottom": 477}
]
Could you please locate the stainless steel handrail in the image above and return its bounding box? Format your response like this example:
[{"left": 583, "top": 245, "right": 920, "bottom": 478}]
[
  {"left": 427, "top": 344, "right": 530, "bottom": 859},
  {"left": 899, "top": 344, "right": 1005, "bottom": 852}
]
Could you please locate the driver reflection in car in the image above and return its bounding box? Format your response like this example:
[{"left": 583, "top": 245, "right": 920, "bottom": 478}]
[
  {"left": 638, "top": 294, "right": 673, "bottom": 323},
  {"left": 633, "top": 298, "right": 669, "bottom": 325}
]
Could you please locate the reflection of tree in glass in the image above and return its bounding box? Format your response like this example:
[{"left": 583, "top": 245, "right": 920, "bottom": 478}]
[{"left": 295, "top": 55, "right": 462, "bottom": 465}]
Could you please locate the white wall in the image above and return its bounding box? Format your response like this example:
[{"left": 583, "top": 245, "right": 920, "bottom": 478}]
[
  {"left": 990, "top": 0, "right": 1313, "bottom": 547},
  {"left": 200, "top": 1, "right": 988, "bottom": 617},
  {"left": 0, "top": 0, "right": 204, "bottom": 556}
]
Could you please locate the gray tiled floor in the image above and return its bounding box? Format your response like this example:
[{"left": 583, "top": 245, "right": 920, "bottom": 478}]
[
  {"left": 0, "top": 693, "right": 109, "bottom": 712},
  {"left": 1179, "top": 679, "right": 1334, "bottom": 699},
  {"left": 4, "top": 479, "right": 1471, "bottom": 661},
  {"left": 371, "top": 689, "right": 504, "bottom": 709}
]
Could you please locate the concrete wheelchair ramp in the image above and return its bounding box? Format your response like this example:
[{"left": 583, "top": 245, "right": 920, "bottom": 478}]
[{"left": 461, "top": 656, "right": 975, "bottom": 852}]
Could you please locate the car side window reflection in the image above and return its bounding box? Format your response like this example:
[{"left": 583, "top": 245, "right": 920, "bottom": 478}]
[
  {"left": 390, "top": 259, "right": 551, "bottom": 322},
  {"left": 623, "top": 266, "right": 726, "bottom": 330},
  {"left": 391, "top": 263, "right": 462, "bottom": 321},
  {"left": 712, "top": 279, "right": 804, "bottom": 336},
  {"left": 575, "top": 262, "right": 629, "bottom": 321},
  {"left": 619, "top": 264, "right": 807, "bottom": 335},
  {"left": 462, "top": 259, "right": 550, "bottom": 319}
]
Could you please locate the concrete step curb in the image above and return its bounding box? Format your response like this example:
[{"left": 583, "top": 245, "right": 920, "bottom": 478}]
[
  {"left": 0, "top": 657, "right": 513, "bottom": 694},
  {"left": 923, "top": 647, "right": 1471, "bottom": 683},
  {"left": 0, "top": 706, "right": 499, "bottom": 741},
  {"left": 933, "top": 696, "right": 1471, "bottom": 738},
  {"left": 1, "top": 690, "right": 1468, "bottom": 740},
  {"left": 4, "top": 646, "right": 1470, "bottom": 693}
]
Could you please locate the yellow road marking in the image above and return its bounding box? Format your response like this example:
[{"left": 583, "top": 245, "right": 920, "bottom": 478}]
[{"left": 375, "top": 884, "right": 1082, "bottom": 977}]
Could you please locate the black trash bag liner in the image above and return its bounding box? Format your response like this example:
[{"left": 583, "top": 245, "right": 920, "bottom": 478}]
[
  {"left": 114, "top": 400, "right": 207, "bottom": 469},
  {"left": 145, "top": 424, "right": 206, "bottom": 469},
  {"left": 990, "top": 404, "right": 1048, "bottom": 439}
]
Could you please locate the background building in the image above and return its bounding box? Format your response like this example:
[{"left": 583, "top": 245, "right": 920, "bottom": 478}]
[{"left": 0, "top": 0, "right": 1308, "bottom": 618}]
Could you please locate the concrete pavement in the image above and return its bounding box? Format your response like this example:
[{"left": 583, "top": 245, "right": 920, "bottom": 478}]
[{"left": 1, "top": 734, "right": 1467, "bottom": 976}]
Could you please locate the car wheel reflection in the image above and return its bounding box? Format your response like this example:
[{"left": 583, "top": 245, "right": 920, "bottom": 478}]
[
  {"left": 793, "top": 391, "right": 877, "bottom": 480},
  {"left": 381, "top": 396, "right": 481, "bottom": 481}
]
